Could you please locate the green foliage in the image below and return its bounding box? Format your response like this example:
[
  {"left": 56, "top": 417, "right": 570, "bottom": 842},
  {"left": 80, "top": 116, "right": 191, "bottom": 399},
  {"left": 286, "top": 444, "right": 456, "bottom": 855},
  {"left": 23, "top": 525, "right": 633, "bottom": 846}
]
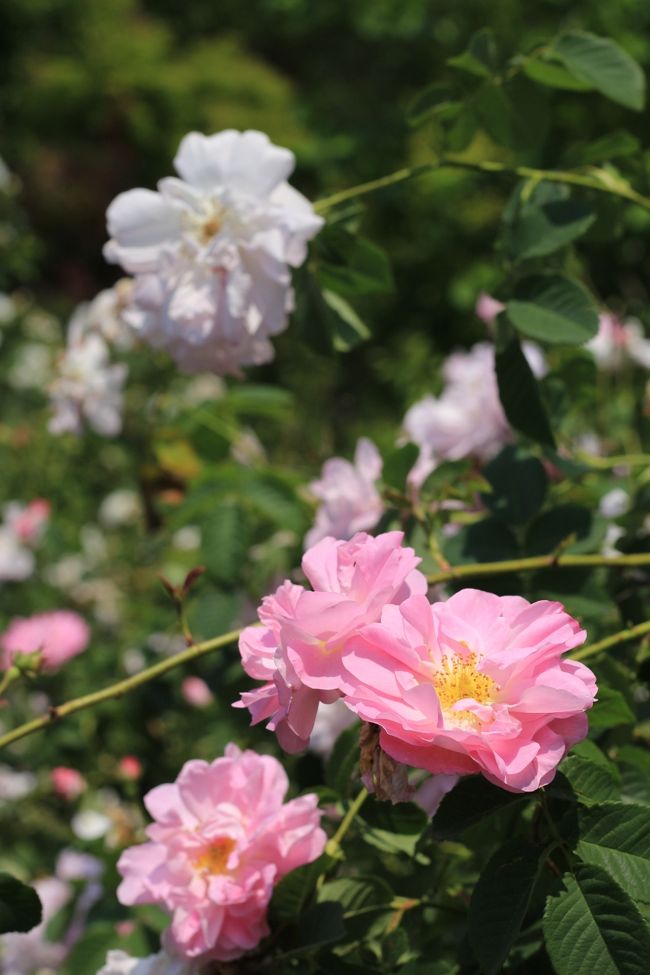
[{"left": 0, "top": 874, "right": 42, "bottom": 935}]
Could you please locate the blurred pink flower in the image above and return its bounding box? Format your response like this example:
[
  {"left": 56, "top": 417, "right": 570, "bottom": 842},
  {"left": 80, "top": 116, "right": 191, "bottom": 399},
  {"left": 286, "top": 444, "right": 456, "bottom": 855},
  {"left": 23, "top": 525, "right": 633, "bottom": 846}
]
[
  {"left": 475, "top": 291, "right": 505, "bottom": 326},
  {"left": 0, "top": 499, "right": 50, "bottom": 583},
  {"left": 1, "top": 610, "right": 90, "bottom": 672},
  {"left": 586, "top": 311, "right": 650, "bottom": 371},
  {"left": 181, "top": 676, "right": 214, "bottom": 708},
  {"left": 414, "top": 774, "right": 459, "bottom": 817},
  {"left": 119, "top": 756, "right": 143, "bottom": 780},
  {"left": 235, "top": 531, "right": 427, "bottom": 752},
  {"left": 117, "top": 744, "right": 325, "bottom": 963},
  {"left": 305, "top": 438, "right": 384, "bottom": 549},
  {"left": 51, "top": 766, "right": 87, "bottom": 799},
  {"left": 342, "top": 589, "right": 596, "bottom": 793},
  {"left": 5, "top": 499, "right": 51, "bottom": 545}
]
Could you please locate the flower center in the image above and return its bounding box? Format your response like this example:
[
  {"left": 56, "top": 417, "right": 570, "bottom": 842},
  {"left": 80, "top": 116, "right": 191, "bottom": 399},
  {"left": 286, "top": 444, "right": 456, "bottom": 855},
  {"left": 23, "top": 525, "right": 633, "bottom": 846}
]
[
  {"left": 433, "top": 651, "right": 498, "bottom": 727},
  {"left": 193, "top": 836, "right": 236, "bottom": 874},
  {"left": 199, "top": 214, "right": 223, "bottom": 244}
]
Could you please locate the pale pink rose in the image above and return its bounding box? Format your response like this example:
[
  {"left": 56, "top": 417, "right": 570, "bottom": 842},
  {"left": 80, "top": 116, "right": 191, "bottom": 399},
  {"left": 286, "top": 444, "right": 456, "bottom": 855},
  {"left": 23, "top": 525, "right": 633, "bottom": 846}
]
[
  {"left": 342, "top": 589, "right": 596, "bottom": 793},
  {"left": 5, "top": 499, "right": 51, "bottom": 545},
  {"left": 181, "top": 676, "right": 214, "bottom": 708},
  {"left": 587, "top": 311, "right": 650, "bottom": 372},
  {"left": 309, "top": 699, "right": 358, "bottom": 759},
  {"left": 117, "top": 744, "right": 326, "bottom": 963},
  {"left": 1, "top": 610, "right": 90, "bottom": 672},
  {"left": 235, "top": 532, "right": 427, "bottom": 751},
  {"left": 475, "top": 291, "right": 505, "bottom": 326},
  {"left": 51, "top": 766, "right": 87, "bottom": 799},
  {"left": 305, "top": 438, "right": 384, "bottom": 549},
  {"left": 119, "top": 756, "right": 143, "bottom": 780}
]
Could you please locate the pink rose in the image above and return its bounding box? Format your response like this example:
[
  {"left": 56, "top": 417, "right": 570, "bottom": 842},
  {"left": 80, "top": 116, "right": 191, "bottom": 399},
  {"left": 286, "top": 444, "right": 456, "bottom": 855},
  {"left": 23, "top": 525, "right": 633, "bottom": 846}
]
[
  {"left": 342, "top": 589, "right": 597, "bottom": 793},
  {"left": 119, "top": 756, "right": 143, "bottom": 781},
  {"left": 181, "top": 676, "right": 214, "bottom": 709},
  {"left": 6, "top": 499, "right": 51, "bottom": 544},
  {"left": 235, "top": 532, "right": 427, "bottom": 751},
  {"left": 117, "top": 744, "right": 326, "bottom": 963},
  {"left": 1, "top": 610, "right": 90, "bottom": 672},
  {"left": 52, "top": 766, "right": 87, "bottom": 799}
]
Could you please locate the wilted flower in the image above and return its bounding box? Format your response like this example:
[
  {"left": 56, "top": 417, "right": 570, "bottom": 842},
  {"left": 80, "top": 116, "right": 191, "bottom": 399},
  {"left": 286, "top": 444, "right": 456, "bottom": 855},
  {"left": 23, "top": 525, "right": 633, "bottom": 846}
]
[
  {"left": 117, "top": 744, "right": 325, "bottom": 962},
  {"left": 236, "top": 531, "right": 426, "bottom": 751},
  {"left": 1, "top": 610, "right": 90, "bottom": 673},
  {"left": 104, "top": 130, "right": 323, "bottom": 376},
  {"left": 49, "top": 305, "right": 128, "bottom": 437},
  {"left": 587, "top": 311, "right": 650, "bottom": 371},
  {"left": 305, "top": 437, "right": 384, "bottom": 548},
  {"left": 342, "top": 589, "right": 597, "bottom": 792}
]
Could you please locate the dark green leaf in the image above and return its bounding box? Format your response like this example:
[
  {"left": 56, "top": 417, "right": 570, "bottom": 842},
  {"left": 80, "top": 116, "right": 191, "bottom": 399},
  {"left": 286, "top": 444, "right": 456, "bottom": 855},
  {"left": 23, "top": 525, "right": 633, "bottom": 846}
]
[
  {"left": 361, "top": 798, "right": 429, "bottom": 835},
  {"left": 202, "top": 502, "right": 248, "bottom": 585},
  {"left": 589, "top": 687, "right": 635, "bottom": 732},
  {"left": 432, "top": 777, "right": 527, "bottom": 840},
  {"left": 523, "top": 57, "right": 593, "bottom": 91},
  {"left": 552, "top": 31, "right": 646, "bottom": 111},
  {"left": 562, "top": 131, "right": 641, "bottom": 167},
  {"left": 270, "top": 854, "right": 334, "bottom": 923},
  {"left": 325, "top": 724, "right": 360, "bottom": 798},
  {"left": 469, "top": 839, "right": 546, "bottom": 975},
  {"left": 553, "top": 755, "right": 621, "bottom": 805},
  {"left": 616, "top": 746, "right": 650, "bottom": 806},
  {"left": 443, "top": 517, "right": 520, "bottom": 566},
  {"left": 297, "top": 901, "right": 346, "bottom": 951},
  {"left": 448, "top": 28, "right": 498, "bottom": 78},
  {"left": 577, "top": 803, "right": 650, "bottom": 903},
  {"left": 543, "top": 863, "right": 650, "bottom": 975},
  {"left": 382, "top": 443, "right": 419, "bottom": 491},
  {"left": 506, "top": 197, "right": 595, "bottom": 260},
  {"left": 495, "top": 330, "right": 556, "bottom": 447},
  {"left": 322, "top": 290, "right": 371, "bottom": 351},
  {"left": 407, "top": 82, "right": 459, "bottom": 126},
  {"left": 317, "top": 230, "right": 393, "bottom": 297},
  {"left": 0, "top": 874, "right": 42, "bottom": 935},
  {"left": 506, "top": 274, "right": 599, "bottom": 344},
  {"left": 526, "top": 505, "right": 599, "bottom": 556},
  {"left": 482, "top": 446, "right": 547, "bottom": 525}
]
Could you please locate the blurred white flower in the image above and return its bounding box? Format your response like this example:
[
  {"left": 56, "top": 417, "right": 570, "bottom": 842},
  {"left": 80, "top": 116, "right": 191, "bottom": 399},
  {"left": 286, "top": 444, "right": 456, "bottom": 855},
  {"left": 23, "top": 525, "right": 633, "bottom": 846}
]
[
  {"left": 599, "top": 488, "right": 630, "bottom": 520},
  {"left": 104, "top": 129, "right": 323, "bottom": 375},
  {"left": 97, "top": 950, "right": 197, "bottom": 975},
  {"left": 99, "top": 490, "right": 143, "bottom": 528},
  {"left": 182, "top": 374, "right": 225, "bottom": 405},
  {"left": 68, "top": 281, "right": 135, "bottom": 351},
  {"left": 122, "top": 648, "right": 146, "bottom": 675},
  {"left": 230, "top": 429, "right": 266, "bottom": 467},
  {"left": 44, "top": 554, "right": 87, "bottom": 591},
  {"left": 305, "top": 437, "right": 384, "bottom": 548},
  {"left": 0, "top": 292, "right": 17, "bottom": 323},
  {"left": 56, "top": 850, "right": 104, "bottom": 882},
  {"left": 0, "top": 529, "right": 35, "bottom": 582},
  {"left": 587, "top": 311, "right": 650, "bottom": 371},
  {"left": 0, "top": 766, "right": 37, "bottom": 803},
  {"left": 48, "top": 321, "right": 128, "bottom": 437},
  {"left": 171, "top": 525, "right": 201, "bottom": 550},
  {"left": 308, "top": 700, "right": 358, "bottom": 759},
  {"left": 71, "top": 809, "right": 112, "bottom": 841},
  {"left": 0, "top": 500, "right": 49, "bottom": 583},
  {"left": 0, "top": 877, "right": 71, "bottom": 975},
  {"left": 7, "top": 343, "right": 53, "bottom": 390},
  {"left": 403, "top": 342, "right": 546, "bottom": 486}
]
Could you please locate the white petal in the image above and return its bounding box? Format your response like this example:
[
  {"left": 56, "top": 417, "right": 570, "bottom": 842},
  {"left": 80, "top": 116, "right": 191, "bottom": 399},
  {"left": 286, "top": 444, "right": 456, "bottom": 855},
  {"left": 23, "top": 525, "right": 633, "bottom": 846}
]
[
  {"left": 105, "top": 189, "right": 181, "bottom": 273},
  {"left": 174, "top": 130, "right": 295, "bottom": 197}
]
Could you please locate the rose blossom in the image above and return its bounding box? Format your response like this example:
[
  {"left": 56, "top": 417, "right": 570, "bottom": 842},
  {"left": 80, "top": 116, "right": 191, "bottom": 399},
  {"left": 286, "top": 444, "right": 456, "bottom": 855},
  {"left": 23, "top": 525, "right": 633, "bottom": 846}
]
[
  {"left": 117, "top": 744, "right": 326, "bottom": 962},
  {"left": 67, "top": 281, "right": 136, "bottom": 351},
  {"left": 104, "top": 129, "right": 323, "bottom": 376},
  {"left": 235, "top": 531, "right": 427, "bottom": 752},
  {"left": 51, "top": 766, "right": 87, "bottom": 799},
  {"left": 403, "top": 341, "right": 546, "bottom": 487},
  {"left": 305, "top": 437, "right": 384, "bottom": 548},
  {"left": 1, "top": 610, "right": 90, "bottom": 672},
  {"left": 181, "top": 676, "right": 214, "bottom": 709},
  {"left": 586, "top": 311, "right": 650, "bottom": 371},
  {"left": 342, "top": 589, "right": 597, "bottom": 793},
  {"left": 119, "top": 756, "right": 143, "bottom": 781}
]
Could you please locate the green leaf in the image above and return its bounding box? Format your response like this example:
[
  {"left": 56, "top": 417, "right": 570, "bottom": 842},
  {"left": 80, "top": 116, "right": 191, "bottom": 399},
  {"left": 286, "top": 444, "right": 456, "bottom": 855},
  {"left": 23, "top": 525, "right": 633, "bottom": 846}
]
[
  {"left": 562, "top": 131, "right": 641, "bottom": 167},
  {"left": 469, "top": 839, "right": 547, "bottom": 975},
  {"left": 506, "top": 197, "right": 596, "bottom": 260},
  {"left": 554, "top": 755, "right": 621, "bottom": 805},
  {"left": 577, "top": 803, "right": 650, "bottom": 903},
  {"left": 443, "top": 517, "right": 520, "bottom": 566},
  {"left": 523, "top": 57, "right": 593, "bottom": 91},
  {"left": 60, "top": 922, "right": 150, "bottom": 975},
  {"left": 589, "top": 687, "right": 635, "bottom": 732},
  {"left": 495, "top": 330, "right": 556, "bottom": 448},
  {"left": 322, "top": 289, "right": 371, "bottom": 352},
  {"left": 293, "top": 268, "right": 371, "bottom": 354},
  {"left": 552, "top": 31, "right": 646, "bottom": 111},
  {"left": 325, "top": 724, "right": 360, "bottom": 798},
  {"left": 202, "top": 502, "right": 248, "bottom": 584},
  {"left": 0, "top": 874, "right": 42, "bottom": 935},
  {"left": 317, "top": 229, "right": 393, "bottom": 297},
  {"left": 297, "top": 901, "right": 346, "bottom": 951},
  {"left": 506, "top": 274, "right": 599, "bottom": 344},
  {"left": 616, "top": 746, "right": 650, "bottom": 805},
  {"left": 225, "top": 384, "right": 294, "bottom": 419},
  {"left": 270, "top": 854, "right": 334, "bottom": 923},
  {"left": 526, "top": 504, "right": 601, "bottom": 557},
  {"left": 543, "top": 863, "right": 650, "bottom": 975},
  {"left": 482, "top": 446, "right": 547, "bottom": 525},
  {"left": 382, "top": 443, "right": 419, "bottom": 491},
  {"left": 448, "top": 28, "right": 498, "bottom": 78},
  {"left": 432, "top": 777, "right": 527, "bottom": 840},
  {"left": 361, "top": 798, "right": 429, "bottom": 835},
  {"left": 407, "top": 82, "right": 458, "bottom": 126}
]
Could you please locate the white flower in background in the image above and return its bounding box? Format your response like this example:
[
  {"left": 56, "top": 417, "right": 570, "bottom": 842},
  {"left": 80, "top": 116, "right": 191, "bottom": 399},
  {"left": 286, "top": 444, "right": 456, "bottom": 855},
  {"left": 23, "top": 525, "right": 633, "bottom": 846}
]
[
  {"left": 403, "top": 341, "right": 546, "bottom": 487},
  {"left": 0, "top": 766, "right": 37, "bottom": 803},
  {"left": 0, "top": 876, "right": 71, "bottom": 974},
  {"left": 99, "top": 489, "right": 143, "bottom": 528},
  {"left": 587, "top": 311, "right": 650, "bottom": 371},
  {"left": 104, "top": 129, "right": 323, "bottom": 375},
  {"left": 0, "top": 500, "right": 49, "bottom": 583},
  {"left": 97, "top": 950, "right": 197, "bottom": 975},
  {"left": 7, "top": 343, "right": 53, "bottom": 390},
  {"left": 71, "top": 809, "right": 112, "bottom": 841},
  {"left": 305, "top": 438, "right": 384, "bottom": 548},
  {"left": 68, "top": 281, "right": 135, "bottom": 350},
  {"left": 171, "top": 525, "right": 201, "bottom": 550},
  {"left": 56, "top": 850, "right": 104, "bottom": 882},
  {"left": 309, "top": 699, "right": 358, "bottom": 758},
  {"left": 48, "top": 313, "right": 128, "bottom": 436},
  {"left": 599, "top": 488, "right": 630, "bottom": 520},
  {"left": 0, "top": 292, "right": 17, "bottom": 324}
]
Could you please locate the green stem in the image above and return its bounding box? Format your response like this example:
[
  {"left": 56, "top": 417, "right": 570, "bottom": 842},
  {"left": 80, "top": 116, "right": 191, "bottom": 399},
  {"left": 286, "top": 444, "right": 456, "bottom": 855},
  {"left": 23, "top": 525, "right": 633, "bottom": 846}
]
[
  {"left": 0, "top": 627, "right": 243, "bottom": 751},
  {"left": 572, "top": 619, "right": 650, "bottom": 661},
  {"left": 577, "top": 451, "right": 650, "bottom": 470},
  {"left": 325, "top": 787, "right": 369, "bottom": 858},
  {"left": 314, "top": 157, "right": 650, "bottom": 214},
  {"left": 427, "top": 551, "right": 650, "bottom": 585}
]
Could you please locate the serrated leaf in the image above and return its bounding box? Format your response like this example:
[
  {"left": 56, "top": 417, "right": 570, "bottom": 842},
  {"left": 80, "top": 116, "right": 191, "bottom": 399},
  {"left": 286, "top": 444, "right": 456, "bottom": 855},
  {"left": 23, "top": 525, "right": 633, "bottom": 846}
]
[
  {"left": 616, "top": 746, "right": 650, "bottom": 805},
  {"left": 495, "top": 331, "right": 556, "bottom": 448},
  {"left": 552, "top": 31, "right": 646, "bottom": 111},
  {"left": 577, "top": 803, "right": 650, "bottom": 903},
  {"left": 202, "top": 502, "right": 248, "bottom": 584},
  {"left": 543, "top": 863, "right": 650, "bottom": 975},
  {"left": 319, "top": 875, "right": 393, "bottom": 913},
  {"left": 506, "top": 274, "right": 599, "bottom": 344},
  {"left": 556, "top": 755, "right": 621, "bottom": 805},
  {"left": 270, "top": 853, "right": 334, "bottom": 923},
  {"left": 432, "top": 777, "right": 527, "bottom": 840},
  {"left": 0, "top": 874, "right": 42, "bottom": 935},
  {"left": 469, "top": 839, "right": 547, "bottom": 975},
  {"left": 589, "top": 687, "right": 635, "bottom": 732}
]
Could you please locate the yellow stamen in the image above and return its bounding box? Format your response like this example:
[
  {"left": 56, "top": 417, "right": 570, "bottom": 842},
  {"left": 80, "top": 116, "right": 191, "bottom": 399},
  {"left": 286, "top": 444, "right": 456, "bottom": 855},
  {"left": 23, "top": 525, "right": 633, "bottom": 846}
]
[
  {"left": 433, "top": 652, "right": 497, "bottom": 728},
  {"left": 193, "top": 837, "right": 235, "bottom": 874}
]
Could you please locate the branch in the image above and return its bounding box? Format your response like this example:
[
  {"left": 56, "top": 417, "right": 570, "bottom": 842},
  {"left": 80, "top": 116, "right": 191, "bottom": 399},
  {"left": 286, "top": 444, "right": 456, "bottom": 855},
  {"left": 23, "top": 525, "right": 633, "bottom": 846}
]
[
  {"left": 427, "top": 552, "right": 650, "bottom": 585},
  {"left": 572, "top": 619, "right": 650, "bottom": 661},
  {"left": 0, "top": 627, "right": 243, "bottom": 751}
]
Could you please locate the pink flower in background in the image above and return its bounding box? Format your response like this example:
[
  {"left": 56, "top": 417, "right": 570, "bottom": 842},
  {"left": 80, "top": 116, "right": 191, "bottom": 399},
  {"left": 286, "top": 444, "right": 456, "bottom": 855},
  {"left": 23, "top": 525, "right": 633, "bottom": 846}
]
[
  {"left": 117, "top": 744, "right": 325, "bottom": 963},
  {"left": 235, "top": 531, "right": 427, "bottom": 751},
  {"left": 51, "top": 766, "right": 87, "bottom": 799},
  {"left": 586, "top": 311, "right": 650, "bottom": 371},
  {"left": 403, "top": 341, "right": 546, "bottom": 487},
  {"left": 1, "top": 610, "right": 90, "bottom": 672},
  {"left": 305, "top": 438, "right": 384, "bottom": 548},
  {"left": 181, "top": 676, "right": 214, "bottom": 708},
  {"left": 0, "top": 500, "right": 50, "bottom": 583},
  {"left": 342, "top": 589, "right": 596, "bottom": 793},
  {"left": 119, "top": 756, "right": 143, "bottom": 780},
  {"left": 475, "top": 291, "right": 505, "bottom": 326},
  {"left": 104, "top": 130, "right": 323, "bottom": 376},
  {"left": 414, "top": 774, "right": 459, "bottom": 817}
]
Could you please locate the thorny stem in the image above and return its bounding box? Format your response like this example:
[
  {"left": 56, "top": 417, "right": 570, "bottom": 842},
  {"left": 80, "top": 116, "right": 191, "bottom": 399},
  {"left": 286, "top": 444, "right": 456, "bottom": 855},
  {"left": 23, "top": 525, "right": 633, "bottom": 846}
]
[
  {"left": 426, "top": 551, "right": 650, "bottom": 585},
  {"left": 315, "top": 157, "right": 650, "bottom": 214},
  {"left": 572, "top": 618, "right": 650, "bottom": 661}
]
